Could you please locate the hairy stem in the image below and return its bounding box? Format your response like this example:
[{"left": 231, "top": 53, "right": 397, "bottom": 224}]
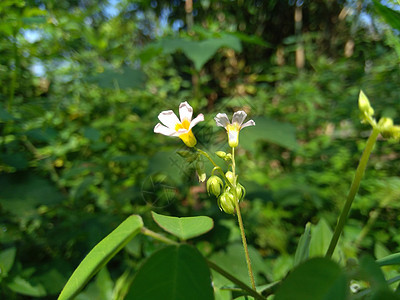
[
  {"left": 232, "top": 147, "right": 256, "bottom": 290},
  {"left": 326, "top": 128, "right": 380, "bottom": 258}
]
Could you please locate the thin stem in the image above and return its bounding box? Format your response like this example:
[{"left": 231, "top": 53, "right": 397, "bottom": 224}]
[
  {"left": 140, "top": 227, "right": 265, "bottom": 299},
  {"left": 140, "top": 227, "right": 179, "bottom": 245},
  {"left": 207, "top": 260, "right": 265, "bottom": 300},
  {"left": 232, "top": 147, "right": 256, "bottom": 290},
  {"left": 325, "top": 128, "right": 380, "bottom": 258},
  {"left": 195, "top": 147, "right": 235, "bottom": 190},
  {"left": 196, "top": 147, "right": 256, "bottom": 290}
]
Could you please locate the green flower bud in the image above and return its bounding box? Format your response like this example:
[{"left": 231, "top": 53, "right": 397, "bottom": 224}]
[
  {"left": 378, "top": 117, "right": 394, "bottom": 138},
  {"left": 381, "top": 124, "right": 400, "bottom": 140},
  {"left": 225, "top": 171, "right": 237, "bottom": 185},
  {"left": 218, "top": 192, "right": 236, "bottom": 214},
  {"left": 215, "top": 151, "right": 232, "bottom": 161},
  {"left": 215, "top": 151, "right": 227, "bottom": 159},
  {"left": 196, "top": 160, "right": 206, "bottom": 182},
  {"left": 225, "top": 183, "right": 246, "bottom": 201},
  {"left": 207, "top": 176, "right": 224, "bottom": 197},
  {"left": 390, "top": 125, "right": 400, "bottom": 140},
  {"left": 358, "top": 90, "right": 374, "bottom": 117}
]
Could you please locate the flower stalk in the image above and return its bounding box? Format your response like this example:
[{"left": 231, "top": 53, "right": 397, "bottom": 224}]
[
  {"left": 325, "top": 127, "right": 380, "bottom": 258},
  {"left": 231, "top": 147, "right": 256, "bottom": 290}
]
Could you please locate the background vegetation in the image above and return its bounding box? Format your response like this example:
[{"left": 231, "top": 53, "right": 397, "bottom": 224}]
[{"left": 1, "top": 0, "right": 400, "bottom": 298}]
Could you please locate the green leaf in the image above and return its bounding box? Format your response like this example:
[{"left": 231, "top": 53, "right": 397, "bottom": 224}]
[
  {"left": 0, "top": 246, "right": 16, "bottom": 275},
  {"left": 309, "top": 218, "right": 342, "bottom": 261},
  {"left": 240, "top": 117, "right": 299, "bottom": 151},
  {"left": 372, "top": 0, "right": 400, "bottom": 31},
  {"left": 89, "top": 66, "right": 147, "bottom": 90},
  {"left": 22, "top": 16, "right": 46, "bottom": 25},
  {"left": 309, "top": 218, "right": 333, "bottom": 257},
  {"left": 152, "top": 35, "right": 242, "bottom": 70},
  {"left": 371, "top": 289, "right": 400, "bottom": 300},
  {"left": 0, "top": 173, "right": 65, "bottom": 215},
  {"left": 58, "top": 215, "right": 143, "bottom": 300},
  {"left": 274, "top": 258, "right": 348, "bottom": 300},
  {"left": 358, "top": 255, "right": 387, "bottom": 290},
  {"left": 377, "top": 252, "right": 400, "bottom": 267},
  {"left": 294, "top": 223, "right": 311, "bottom": 267},
  {"left": 151, "top": 211, "right": 213, "bottom": 240},
  {"left": 182, "top": 35, "right": 242, "bottom": 70},
  {"left": 0, "top": 107, "right": 16, "bottom": 122},
  {"left": 8, "top": 276, "right": 46, "bottom": 297},
  {"left": 126, "top": 244, "right": 213, "bottom": 300},
  {"left": 209, "top": 243, "right": 266, "bottom": 287}
]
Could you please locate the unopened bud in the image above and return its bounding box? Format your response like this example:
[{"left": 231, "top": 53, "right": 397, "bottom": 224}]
[
  {"left": 225, "top": 171, "right": 237, "bottom": 185},
  {"left": 215, "top": 151, "right": 227, "bottom": 159},
  {"left": 207, "top": 176, "right": 224, "bottom": 197},
  {"left": 218, "top": 192, "right": 236, "bottom": 214},
  {"left": 358, "top": 90, "right": 374, "bottom": 117},
  {"left": 196, "top": 160, "right": 206, "bottom": 182},
  {"left": 215, "top": 151, "right": 232, "bottom": 161},
  {"left": 225, "top": 183, "right": 246, "bottom": 201},
  {"left": 390, "top": 125, "right": 400, "bottom": 140},
  {"left": 378, "top": 117, "right": 394, "bottom": 132}
]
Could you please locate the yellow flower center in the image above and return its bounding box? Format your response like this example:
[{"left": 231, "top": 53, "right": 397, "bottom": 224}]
[
  {"left": 175, "top": 119, "right": 191, "bottom": 131},
  {"left": 175, "top": 119, "right": 197, "bottom": 147}
]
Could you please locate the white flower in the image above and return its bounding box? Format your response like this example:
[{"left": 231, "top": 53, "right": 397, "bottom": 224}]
[
  {"left": 214, "top": 111, "right": 255, "bottom": 148},
  {"left": 154, "top": 101, "right": 204, "bottom": 147}
]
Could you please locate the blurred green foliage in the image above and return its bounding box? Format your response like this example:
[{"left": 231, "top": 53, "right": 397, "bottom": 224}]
[{"left": 1, "top": 0, "right": 400, "bottom": 298}]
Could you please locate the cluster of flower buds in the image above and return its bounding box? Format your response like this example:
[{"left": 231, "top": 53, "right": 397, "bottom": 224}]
[
  {"left": 358, "top": 91, "right": 400, "bottom": 140},
  {"left": 206, "top": 171, "right": 246, "bottom": 215}
]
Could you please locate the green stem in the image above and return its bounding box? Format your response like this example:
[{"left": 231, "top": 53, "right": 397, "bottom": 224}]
[
  {"left": 207, "top": 260, "right": 265, "bottom": 300},
  {"left": 195, "top": 147, "right": 235, "bottom": 190},
  {"left": 141, "top": 227, "right": 179, "bottom": 245},
  {"left": 325, "top": 128, "right": 380, "bottom": 258},
  {"left": 232, "top": 147, "right": 256, "bottom": 290},
  {"left": 140, "top": 227, "right": 265, "bottom": 299},
  {"left": 196, "top": 147, "right": 256, "bottom": 290}
]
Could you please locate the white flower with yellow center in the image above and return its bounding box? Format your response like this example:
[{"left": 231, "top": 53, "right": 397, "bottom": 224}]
[
  {"left": 215, "top": 111, "right": 255, "bottom": 148},
  {"left": 154, "top": 101, "right": 204, "bottom": 147}
]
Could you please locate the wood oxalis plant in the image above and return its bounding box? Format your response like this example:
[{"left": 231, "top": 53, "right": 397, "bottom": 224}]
[{"left": 59, "top": 93, "right": 400, "bottom": 300}]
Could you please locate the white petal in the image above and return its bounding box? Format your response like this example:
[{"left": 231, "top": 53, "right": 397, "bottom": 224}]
[
  {"left": 154, "top": 123, "right": 178, "bottom": 136},
  {"left": 232, "top": 111, "right": 247, "bottom": 126},
  {"left": 214, "top": 113, "right": 230, "bottom": 128},
  {"left": 158, "top": 110, "right": 180, "bottom": 129},
  {"left": 241, "top": 119, "right": 256, "bottom": 129},
  {"left": 179, "top": 101, "right": 193, "bottom": 122},
  {"left": 189, "top": 114, "right": 204, "bottom": 130}
]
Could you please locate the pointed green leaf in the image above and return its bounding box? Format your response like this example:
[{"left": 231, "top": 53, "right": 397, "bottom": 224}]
[
  {"left": 377, "top": 252, "right": 400, "bottom": 267},
  {"left": 8, "top": 276, "right": 46, "bottom": 297},
  {"left": 294, "top": 223, "right": 311, "bottom": 267},
  {"left": 240, "top": 117, "right": 299, "bottom": 151},
  {"left": 275, "top": 258, "right": 348, "bottom": 300},
  {"left": 0, "top": 247, "right": 17, "bottom": 275},
  {"left": 126, "top": 244, "right": 213, "bottom": 300},
  {"left": 358, "top": 255, "right": 387, "bottom": 290},
  {"left": 372, "top": 0, "right": 400, "bottom": 31},
  {"left": 58, "top": 215, "right": 143, "bottom": 300},
  {"left": 151, "top": 211, "right": 213, "bottom": 240},
  {"left": 309, "top": 218, "right": 335, "bottom": 258}
]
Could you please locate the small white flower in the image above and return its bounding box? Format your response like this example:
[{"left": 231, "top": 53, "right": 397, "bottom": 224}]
[
  {"left": 154, "top": 101, "right": 204, "bottom": 147},
  {"left": 214, "top": 111, "right": 255, "bottom": 148}
]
